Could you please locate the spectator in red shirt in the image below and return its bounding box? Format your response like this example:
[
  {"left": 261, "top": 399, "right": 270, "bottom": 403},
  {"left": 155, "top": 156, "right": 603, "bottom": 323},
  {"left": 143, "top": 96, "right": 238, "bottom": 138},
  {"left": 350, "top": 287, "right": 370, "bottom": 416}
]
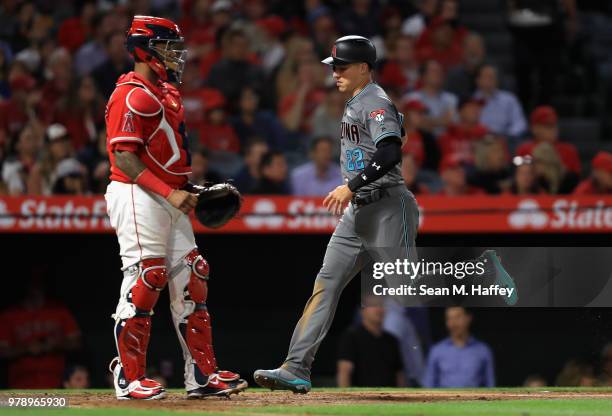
[
  {"left": 56, "top": 1, "right": 96, "bottom": 54},
  {"left": 0, "top": 273, "right": 81, "bottom": 389},
  {"left": 0, "top": 74, "right": 42, "bottom": 146},
  {"left": 53, "top": 75, "right": 105, "bottom": 151},
  {"left": 379, "top": 35, "right": 420, "bottom": 96},
  {"left": 438, "top": 98, "right": 488, "bottom": 165},
  {"left": 197, "top": 89, "right": 241, "bottom": 154},
  {"left": 402, "top": 100, "right": 425, "bottom": 167},
  {"left": 438, "top": 155, "right": 484, "bottom": 196},
  {"left": 516, "top": 106, "right": 581, "bottom": 175},
  {"left": 402, "top": 153, "right": 430, "bottom": 195},
  {"left": 41, "top": 48, "right": 73, "bottom": 120},
  {"left": 275, "top": 36, "right": 316, "bottom": 101},
  {"left": 574, "top": 151, "right": 612, "bottom": 195},
  {"left": 180, "top": 61, "right": 223, "bottom": 140},
  {"left": 179, "top": 0, "right": 220, "bottom": 63},
  {"left": 401, "top": 99, "right": 440, "bottom": 171},
  {"left": 415, "top": 1, "right": 467, "bottom": 70}
]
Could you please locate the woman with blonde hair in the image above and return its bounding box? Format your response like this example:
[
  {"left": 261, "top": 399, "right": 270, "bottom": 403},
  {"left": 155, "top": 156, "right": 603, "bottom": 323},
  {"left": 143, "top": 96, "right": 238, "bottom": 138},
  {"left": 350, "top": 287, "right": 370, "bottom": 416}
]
[{"left": 531, "top": 142, "right": 578, "bottom": 194}]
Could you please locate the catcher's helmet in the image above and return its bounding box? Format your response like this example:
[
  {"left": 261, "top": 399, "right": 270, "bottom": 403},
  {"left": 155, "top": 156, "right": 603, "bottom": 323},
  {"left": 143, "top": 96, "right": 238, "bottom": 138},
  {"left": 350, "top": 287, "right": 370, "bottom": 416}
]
[
  {"left": 322, "top": 35, "right": 377, "bottom": 68},
  {"left": 126, "top": 16, "right": 187, "bottom": 83}
]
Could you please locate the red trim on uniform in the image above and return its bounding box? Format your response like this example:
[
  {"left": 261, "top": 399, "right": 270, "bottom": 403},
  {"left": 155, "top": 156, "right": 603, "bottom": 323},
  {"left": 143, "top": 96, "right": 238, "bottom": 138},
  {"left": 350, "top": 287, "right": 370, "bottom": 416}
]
[{"left": 131, "top": 185, "right": 143, "bottom": 259}]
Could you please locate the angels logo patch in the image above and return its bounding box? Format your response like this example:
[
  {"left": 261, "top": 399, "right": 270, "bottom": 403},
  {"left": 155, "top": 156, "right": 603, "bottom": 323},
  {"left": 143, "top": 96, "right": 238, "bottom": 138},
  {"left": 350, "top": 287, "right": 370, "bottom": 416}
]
[
  {"left": 121, "top": 111, "right": 135, "bottom": 133},
  {"left": 369, "top": 109, "right": 385, "bottom": 123}
]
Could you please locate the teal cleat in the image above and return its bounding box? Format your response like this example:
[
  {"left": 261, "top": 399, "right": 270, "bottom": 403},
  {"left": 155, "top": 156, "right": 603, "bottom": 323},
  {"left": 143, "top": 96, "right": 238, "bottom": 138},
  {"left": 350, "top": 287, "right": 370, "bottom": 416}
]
[
  {"left": 253, "top": 368, "right": 312, "bottom": 394},
  {"left": 480, "top": 249, "right": 519, "bottom": 306}
]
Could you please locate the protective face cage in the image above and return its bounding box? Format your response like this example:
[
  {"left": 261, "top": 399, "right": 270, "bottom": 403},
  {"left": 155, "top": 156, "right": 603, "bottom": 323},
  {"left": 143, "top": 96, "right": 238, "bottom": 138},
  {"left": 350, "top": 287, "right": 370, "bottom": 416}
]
[{"left": 149, "top": 39, "right": 187, "bottom": 84}]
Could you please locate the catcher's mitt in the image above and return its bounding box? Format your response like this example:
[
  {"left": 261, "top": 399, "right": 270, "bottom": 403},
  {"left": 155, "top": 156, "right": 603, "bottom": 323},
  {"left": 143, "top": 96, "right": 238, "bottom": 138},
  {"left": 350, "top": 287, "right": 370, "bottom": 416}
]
[{"left": 193, "top": 183, "right": 242, "bottom": 229}]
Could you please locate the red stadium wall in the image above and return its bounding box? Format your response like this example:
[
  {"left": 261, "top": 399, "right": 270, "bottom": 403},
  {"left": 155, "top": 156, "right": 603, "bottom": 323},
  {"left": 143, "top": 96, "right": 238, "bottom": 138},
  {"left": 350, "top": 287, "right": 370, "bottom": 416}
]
[{"left": 0, "top": 195, "right": 610, "bottom": 233}]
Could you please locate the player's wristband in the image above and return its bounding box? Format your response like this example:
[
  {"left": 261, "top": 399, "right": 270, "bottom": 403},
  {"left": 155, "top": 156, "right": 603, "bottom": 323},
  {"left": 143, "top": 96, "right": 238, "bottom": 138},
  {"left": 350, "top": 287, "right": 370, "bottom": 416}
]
[{"left": 135, "top": 169, "right": 173, "bottom": 199}]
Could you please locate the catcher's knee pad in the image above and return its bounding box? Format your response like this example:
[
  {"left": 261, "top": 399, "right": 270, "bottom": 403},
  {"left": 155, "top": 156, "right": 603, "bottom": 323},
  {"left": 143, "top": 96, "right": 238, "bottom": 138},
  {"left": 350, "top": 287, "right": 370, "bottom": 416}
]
[
  {"left": 184, "top": 249, "right": 209, "bottom": 304},
  {"left": 131, "top": 258, "right": 168, "bottom": 312},
  {"left": 114, "top": 258, "right": 167, "bottom": 382}
]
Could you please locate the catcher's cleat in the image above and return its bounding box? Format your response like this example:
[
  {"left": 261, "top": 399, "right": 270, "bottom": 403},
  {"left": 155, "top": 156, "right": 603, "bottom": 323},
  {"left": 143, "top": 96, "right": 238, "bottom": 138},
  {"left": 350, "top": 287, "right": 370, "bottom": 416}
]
[
  {"left": 479, "top": 249, "right": 519, "bottom": 306},
  {"left": 216, "top": 369, "right": 241, "bottom": 382},
  {"left": 109, "top": 357, "right": 166, "bottom": 400},
  {"left": 186, "top": 373, "right": 248, "bottom": 398},
  {"left": 253, "top": 368, "right": 312, "bottom": 394}
]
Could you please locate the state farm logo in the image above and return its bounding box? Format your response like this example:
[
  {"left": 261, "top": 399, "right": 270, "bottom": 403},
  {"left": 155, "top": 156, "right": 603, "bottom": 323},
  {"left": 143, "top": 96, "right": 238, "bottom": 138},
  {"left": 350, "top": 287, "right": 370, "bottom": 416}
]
[
  {"left": 244, "top": 199, "right": 284, "bottom": 229},
  {"left": 509, "top": 199, "right": 612, "bottom": 230},
  {"left": 243, "top": 198, "right": 338, "bottom": 230},
  {"left": 0, "top": 200, "right": 17, "bottom": 228},
  {"left": 9, "top": 199, "right": 111, "bottom": 230},
  {"left": 509, "top": 199, "right": 548, "bottom": 229}
]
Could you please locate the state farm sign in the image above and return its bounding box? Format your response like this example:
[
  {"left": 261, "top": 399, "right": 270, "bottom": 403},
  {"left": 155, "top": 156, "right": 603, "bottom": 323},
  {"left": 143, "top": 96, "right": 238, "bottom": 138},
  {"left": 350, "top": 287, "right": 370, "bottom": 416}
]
[
  {"left": 508, "top": 198, "right": 612, "bottom": 230},
  {"left": 0, "top": 195, "right": 610, "bottom": 234}
]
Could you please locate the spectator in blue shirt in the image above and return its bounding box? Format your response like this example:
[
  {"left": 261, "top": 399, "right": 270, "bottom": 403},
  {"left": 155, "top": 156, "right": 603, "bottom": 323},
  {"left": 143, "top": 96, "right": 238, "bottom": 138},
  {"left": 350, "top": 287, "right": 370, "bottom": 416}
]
[
  {"left": 291, "top": 137, "right": 342, "bottom": 196},
  {"left": 423, "top": 307, "right": 495, "bottom": 388},
  {"left": 474, "top": 65, "right": 527, "bottom": 139}
]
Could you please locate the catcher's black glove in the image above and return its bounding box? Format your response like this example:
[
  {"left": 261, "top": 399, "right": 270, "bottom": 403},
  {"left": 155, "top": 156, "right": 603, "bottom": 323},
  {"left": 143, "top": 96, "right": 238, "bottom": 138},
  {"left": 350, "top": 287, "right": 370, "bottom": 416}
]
[{"left": 192, "top": 183, "right": 242, "bottom": 229}]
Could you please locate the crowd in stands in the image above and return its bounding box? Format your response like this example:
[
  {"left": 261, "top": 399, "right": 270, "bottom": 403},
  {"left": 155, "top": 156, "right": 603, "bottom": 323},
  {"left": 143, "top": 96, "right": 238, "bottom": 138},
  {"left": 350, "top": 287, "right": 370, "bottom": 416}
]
[
  {"left": 0, "top": 0, "right": 611, "bottom": 197},
  {"left": 336, "top": 305, "right": 612, "bottom": 388}
]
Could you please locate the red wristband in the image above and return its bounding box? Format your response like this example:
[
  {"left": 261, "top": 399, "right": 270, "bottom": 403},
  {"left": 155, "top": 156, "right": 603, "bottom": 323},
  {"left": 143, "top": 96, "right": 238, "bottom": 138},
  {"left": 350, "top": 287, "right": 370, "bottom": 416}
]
[{"left": 135, "top": 169, "right": 173, "bottom": 198}]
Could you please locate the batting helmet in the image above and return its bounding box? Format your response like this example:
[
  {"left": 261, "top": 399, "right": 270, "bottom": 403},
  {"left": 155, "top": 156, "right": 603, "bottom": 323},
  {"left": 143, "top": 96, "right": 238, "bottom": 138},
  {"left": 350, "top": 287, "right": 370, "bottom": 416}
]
[
  {"left": 126, "top": 16, "right": 187, "bottom": 83},
  {"left": 322, "top": 35, "right": 377, "bottom": 68}
]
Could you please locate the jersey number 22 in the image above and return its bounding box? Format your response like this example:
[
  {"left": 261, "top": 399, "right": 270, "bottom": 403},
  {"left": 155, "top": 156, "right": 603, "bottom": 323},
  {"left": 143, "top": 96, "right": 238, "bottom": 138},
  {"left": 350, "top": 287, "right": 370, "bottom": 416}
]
[{"left": 346, "top": 148, "right": 365, "bottom": 171}]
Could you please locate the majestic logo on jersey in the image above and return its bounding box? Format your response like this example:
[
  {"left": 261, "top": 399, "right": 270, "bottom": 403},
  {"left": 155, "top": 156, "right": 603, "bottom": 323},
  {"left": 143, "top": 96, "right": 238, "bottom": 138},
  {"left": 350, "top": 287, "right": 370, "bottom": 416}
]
[
  {"left": 369, "top": 109, "right": 385, "bottom": 123},
  {"left": 341, "top": 121, "right": 360, "bottom": 144},
  {"left": 121, "top": 111, "right": 135, "bottom": 133}
]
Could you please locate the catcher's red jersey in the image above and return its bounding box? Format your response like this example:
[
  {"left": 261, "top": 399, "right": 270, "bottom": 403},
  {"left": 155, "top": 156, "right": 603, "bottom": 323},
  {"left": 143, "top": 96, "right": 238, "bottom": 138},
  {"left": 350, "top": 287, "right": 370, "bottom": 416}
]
[{"left": 106, "top": 71, "right": 190, "bottom": 188}]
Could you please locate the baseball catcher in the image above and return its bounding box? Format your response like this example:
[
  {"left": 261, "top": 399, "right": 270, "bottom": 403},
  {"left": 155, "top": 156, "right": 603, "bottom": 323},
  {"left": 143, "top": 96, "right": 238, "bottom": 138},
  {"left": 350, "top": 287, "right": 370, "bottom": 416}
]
[{"left": 104, "top": 16, "right": 246, "bottom": 400}]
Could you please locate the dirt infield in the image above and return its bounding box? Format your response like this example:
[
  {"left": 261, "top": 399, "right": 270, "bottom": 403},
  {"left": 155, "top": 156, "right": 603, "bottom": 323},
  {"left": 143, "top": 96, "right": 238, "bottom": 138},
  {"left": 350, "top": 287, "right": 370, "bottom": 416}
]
[{"left": 39, "top": 389, "right": 612, "bottom": 412}]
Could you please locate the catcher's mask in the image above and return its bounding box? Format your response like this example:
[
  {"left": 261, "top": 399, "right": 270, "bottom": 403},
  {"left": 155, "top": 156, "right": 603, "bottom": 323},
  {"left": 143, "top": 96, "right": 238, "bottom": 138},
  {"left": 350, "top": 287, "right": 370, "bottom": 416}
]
[{"left": 126, "top": 16, "right": 187, "bottom": 84}]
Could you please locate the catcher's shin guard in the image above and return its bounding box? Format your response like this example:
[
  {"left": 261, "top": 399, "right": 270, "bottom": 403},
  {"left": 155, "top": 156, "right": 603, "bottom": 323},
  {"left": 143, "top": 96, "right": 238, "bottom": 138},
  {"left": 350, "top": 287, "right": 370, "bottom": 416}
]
[
  {"left": 170, "top": 249, "right": 244, "bottom": 392},
  {"left": 113, "top": 258, "right": 168, "bottom": 385}
]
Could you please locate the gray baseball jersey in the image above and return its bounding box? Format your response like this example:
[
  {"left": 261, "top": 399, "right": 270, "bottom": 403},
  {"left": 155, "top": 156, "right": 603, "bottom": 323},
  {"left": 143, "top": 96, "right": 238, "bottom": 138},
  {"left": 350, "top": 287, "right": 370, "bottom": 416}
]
[
  {"left": 277, "top": 82, "right": 419, "bottom": 383},
  {"left": 340, "top": 82, "right": 405, "bottom": 193}
]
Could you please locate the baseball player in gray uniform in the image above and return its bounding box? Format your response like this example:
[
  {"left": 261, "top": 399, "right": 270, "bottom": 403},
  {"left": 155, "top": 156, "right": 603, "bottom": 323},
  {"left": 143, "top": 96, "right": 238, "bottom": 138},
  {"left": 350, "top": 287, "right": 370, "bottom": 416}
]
[{"left": 254, "top": 36, "right": 419, "bottom": 393}]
